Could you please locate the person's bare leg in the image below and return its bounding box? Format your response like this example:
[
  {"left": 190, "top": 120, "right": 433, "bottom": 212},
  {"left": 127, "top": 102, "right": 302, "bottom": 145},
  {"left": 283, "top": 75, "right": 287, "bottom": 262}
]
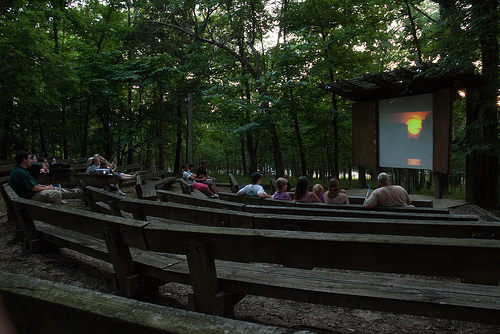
[
  {"left": 202, "top": 188, "right": 214, "bottom": 196},
  {"left": 119, "top": 173, "right": 138, "bottom": 181}
]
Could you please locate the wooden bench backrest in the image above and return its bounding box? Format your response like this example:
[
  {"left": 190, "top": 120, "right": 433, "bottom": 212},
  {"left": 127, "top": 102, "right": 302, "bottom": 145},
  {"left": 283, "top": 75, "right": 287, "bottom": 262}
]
[
  {"left": 348, "top": 195, "right": 434, "bottom": 207},
  {"left": 115, "top": 163, "right": 142, "bottom": 173},
  {"left": 10, "top": 195, "right": 500, "bottom": 282},
  {"left": 157, "top": 189, "right": 246, "bottom": 211},
  {"left": 161, "top": 190, "right": 475, "bottom": 222},
  {"left": 0, "top": 271, "right": 291, "bottom": 334},
  {"left": 140, "top": 168, "right": 171, "bottom": 181},
  {"left": 178, "top": 178, "right": 193, "bottom": 194},
  {"left": 228, "top": 174, "right": 241, "bottom": 193}
]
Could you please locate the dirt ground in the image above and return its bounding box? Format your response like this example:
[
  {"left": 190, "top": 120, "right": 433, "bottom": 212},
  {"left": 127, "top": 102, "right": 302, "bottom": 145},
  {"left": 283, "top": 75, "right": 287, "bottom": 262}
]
[{"left": 0, "top": 186, "right": 499, "bottom": 333}]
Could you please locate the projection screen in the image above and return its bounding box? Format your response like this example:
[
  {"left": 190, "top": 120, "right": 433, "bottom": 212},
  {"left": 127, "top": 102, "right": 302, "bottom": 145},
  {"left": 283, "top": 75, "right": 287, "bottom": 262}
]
[{"left": 379, "top": 93, "right": 433, "bottom": 170}]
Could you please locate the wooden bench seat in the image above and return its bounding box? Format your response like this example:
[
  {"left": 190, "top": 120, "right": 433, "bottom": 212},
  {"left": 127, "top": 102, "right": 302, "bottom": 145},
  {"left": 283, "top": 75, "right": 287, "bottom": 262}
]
[
  {"left": 0, "top": 271, "right": 291, "bottom": 334},
  {"left": 139, "top": 168, "right": 171, "bottom": 181},
  {"left": 115, "top": 163, "right": 142, "bottom": 173},
  {"left": 7, "top": 193, "right": 500, "bottom": 324}
]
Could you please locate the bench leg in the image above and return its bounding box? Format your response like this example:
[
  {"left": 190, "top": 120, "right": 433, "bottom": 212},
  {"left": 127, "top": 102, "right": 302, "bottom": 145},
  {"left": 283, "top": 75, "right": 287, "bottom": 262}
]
[
  {"left": 103, "top": 228, "right": 158, "bottom": 297},
  {"left": 12, "top": 206, "right": 43, "bottom": 252},
  {"left": 130, "top": 204, "right": 147, "bottom": 221},
  {"left": 108, "top": 200, "right": 122, "bottom": 217},
  {"left": 186, "top": 240, "right": 240, "bottom": 316}
]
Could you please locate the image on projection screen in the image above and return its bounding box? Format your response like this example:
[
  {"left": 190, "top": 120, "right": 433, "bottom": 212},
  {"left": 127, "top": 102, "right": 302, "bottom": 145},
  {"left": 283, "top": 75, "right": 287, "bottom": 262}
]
[{"left": 379, "top": 93, "right": 433, "bottom": 170}]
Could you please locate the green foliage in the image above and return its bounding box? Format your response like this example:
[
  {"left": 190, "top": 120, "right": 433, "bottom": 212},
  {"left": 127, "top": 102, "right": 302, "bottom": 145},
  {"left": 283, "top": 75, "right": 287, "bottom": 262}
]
[{"left": 0, "top": 0, "right": 496, "bottom": 191}]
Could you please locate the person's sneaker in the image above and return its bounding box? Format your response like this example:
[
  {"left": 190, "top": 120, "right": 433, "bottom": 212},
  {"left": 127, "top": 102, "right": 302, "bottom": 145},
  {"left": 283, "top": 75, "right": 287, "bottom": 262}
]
[
  {"left": 209, "top": 194, "right": 219, "bottom": 199},
  {"left": 117, "top": 190, "right": 126, "bottom": 196}
]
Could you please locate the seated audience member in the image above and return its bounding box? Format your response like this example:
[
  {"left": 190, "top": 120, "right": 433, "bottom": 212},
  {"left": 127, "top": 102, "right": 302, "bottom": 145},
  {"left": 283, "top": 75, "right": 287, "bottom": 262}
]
[
  {"left": 86, "top": 155, "right": 120, "bottom": 194},
  {"left": 86, "top": 155, "right": 101, "bottom": 174},
  {"left": 182, "top": 163, "right": 218, "bottom": 199},
  {"left": 364, "top": 172, "right": 411, "bottom": 208},
  {"left": 38, "top": 157, "right": 49, "bottom": 174},
  {"left": 8, "top": 151, "right": 84, "bottom": 205},
  {"left": 195, "top": 160, "right": 219, "bottom": 194},
  {"left": 101, "top": 156, "right": 139, "bottom": 181},
  {"left": 237, "top": 172, "right": 272, "bottom": 199},
  {"left": 293, "top": 176, "right": 321, "bottom": 202},
  {"left": 273, "top": 177, "right": 292, "bottom": 201},
  {"left": 312, "top": 183, "right": 325, "bottom": 202},
  {"left": 324, "top": 178, "right": 349, "bottom": 204}
]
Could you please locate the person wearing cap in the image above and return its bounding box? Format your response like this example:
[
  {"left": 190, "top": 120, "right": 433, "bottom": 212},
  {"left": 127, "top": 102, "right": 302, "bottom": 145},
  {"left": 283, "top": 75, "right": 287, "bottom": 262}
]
[
  {"left": 364, "top": 172, "right": 411, "bottom": 208},
  {"left": 237, "top": 172, "right": 272, "bottom": 198}
]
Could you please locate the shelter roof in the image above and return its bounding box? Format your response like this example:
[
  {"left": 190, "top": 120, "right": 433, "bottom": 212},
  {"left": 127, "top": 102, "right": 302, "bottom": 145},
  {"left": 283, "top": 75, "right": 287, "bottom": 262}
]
[{"left": 322, "top": 65, "right": 481, "bottom": 102}]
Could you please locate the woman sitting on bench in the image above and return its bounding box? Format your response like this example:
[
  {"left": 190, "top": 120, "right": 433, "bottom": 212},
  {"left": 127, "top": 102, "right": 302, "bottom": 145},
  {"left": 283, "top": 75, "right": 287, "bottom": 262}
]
[
  {"left": 324, "top": 178, "right": 349, "bottom": 204},
  {"left": 293, "top": 176, "right": 321, "bottom": 203}
]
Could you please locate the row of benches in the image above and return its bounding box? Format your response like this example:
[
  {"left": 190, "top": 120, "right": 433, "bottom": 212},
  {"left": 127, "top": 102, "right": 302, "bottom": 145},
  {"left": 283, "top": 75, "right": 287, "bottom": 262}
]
[
  {"left": 86, "top": 187, "right": 493, "bottom": 239},
  {"left": 3, "top": 183, "right": 500, "bottom": 326}
]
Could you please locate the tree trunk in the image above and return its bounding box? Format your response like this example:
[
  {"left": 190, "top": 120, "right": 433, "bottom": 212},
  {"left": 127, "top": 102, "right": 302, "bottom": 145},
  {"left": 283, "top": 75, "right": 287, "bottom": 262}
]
[
  {"left": 269, "top": 122, "right": 284, "bottom": 177},
  {"left": 173, "top": 95, "right": 182, "bottom": 173},
  {"left": 0, "top": 97, "right": 14, "bottom": 159},
  {"left": 331, "top": 93, "right": 339, "bottom": 179},
  {"left": 81, "top": 99, "right": 90, "bottom": 158},
  {"left": 247, "top": 134, "right": 258, "bottom": 174},
  {"left": 61, "top": 105, "right": 68, "bottom": 159},
  {"left": 465, "top": 0, "right": 499, "bottom": 208},
  {"left": 37, "top": 115, "right": 47, "bottom": 157},
  {"left": 240, "top": 137, "right": 247, "bottom": 176},
  {"left": 293, "top": 115, "right": 307, "bottom": 177}
]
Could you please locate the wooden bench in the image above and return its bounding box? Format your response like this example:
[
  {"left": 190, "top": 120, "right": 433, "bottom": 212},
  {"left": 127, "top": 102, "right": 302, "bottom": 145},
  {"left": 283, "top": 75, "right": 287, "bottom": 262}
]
[
  {"left": 139, "top": 168, "right": 171, "bottom": 182},
  {"left": 135, "top": 174, "right": 157, "bottom": 200},
  {"left": 83, "top": 187, "right": 500, "bottom": 240},
  {"left": 158, "top": 190, "right": 476, "bottom": 223},
  {"left": 0, "top": 271, "right": 290, "bottom": 334},
  {"left": 115, "top": 163, "right": 142, "bottom": 173},
  {"left": 7, "top": 191, "right": 500, "bottom": 324},
  {"left": 71, "top": 173, "right": 120, "bottom": 191},
  {"left": 134, "top": 173, "right": 176, "bottom": 200}
]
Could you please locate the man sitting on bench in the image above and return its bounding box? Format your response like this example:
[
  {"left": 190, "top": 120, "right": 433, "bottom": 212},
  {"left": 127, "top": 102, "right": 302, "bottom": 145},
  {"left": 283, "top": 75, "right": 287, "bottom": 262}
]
[
  {"left": 364, "top": 172, "right": 412, "bottom": 208},
  {"left": 237, "top": 172, "right": 272, "bottom": 199},
  {"left": 9, "top": 151, "right": 84, "bottom": 205}
]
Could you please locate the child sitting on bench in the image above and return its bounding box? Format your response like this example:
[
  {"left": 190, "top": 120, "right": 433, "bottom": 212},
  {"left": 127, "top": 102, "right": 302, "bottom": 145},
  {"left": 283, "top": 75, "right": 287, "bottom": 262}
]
[{"left": 273, "top": 177, "right": 292, "bottom": 201}]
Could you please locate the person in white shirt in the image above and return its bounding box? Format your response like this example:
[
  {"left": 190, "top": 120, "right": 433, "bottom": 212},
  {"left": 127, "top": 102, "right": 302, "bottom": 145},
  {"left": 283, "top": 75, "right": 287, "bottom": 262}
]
[{"left": 237, "top": 172, "right": 272, "bottom": 199}]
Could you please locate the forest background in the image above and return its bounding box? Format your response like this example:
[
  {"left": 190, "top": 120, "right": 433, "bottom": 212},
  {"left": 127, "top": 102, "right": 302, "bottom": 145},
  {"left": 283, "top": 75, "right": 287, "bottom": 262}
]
[{"left": 0, "top": 0, "right": 498, "bottom": 199}]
